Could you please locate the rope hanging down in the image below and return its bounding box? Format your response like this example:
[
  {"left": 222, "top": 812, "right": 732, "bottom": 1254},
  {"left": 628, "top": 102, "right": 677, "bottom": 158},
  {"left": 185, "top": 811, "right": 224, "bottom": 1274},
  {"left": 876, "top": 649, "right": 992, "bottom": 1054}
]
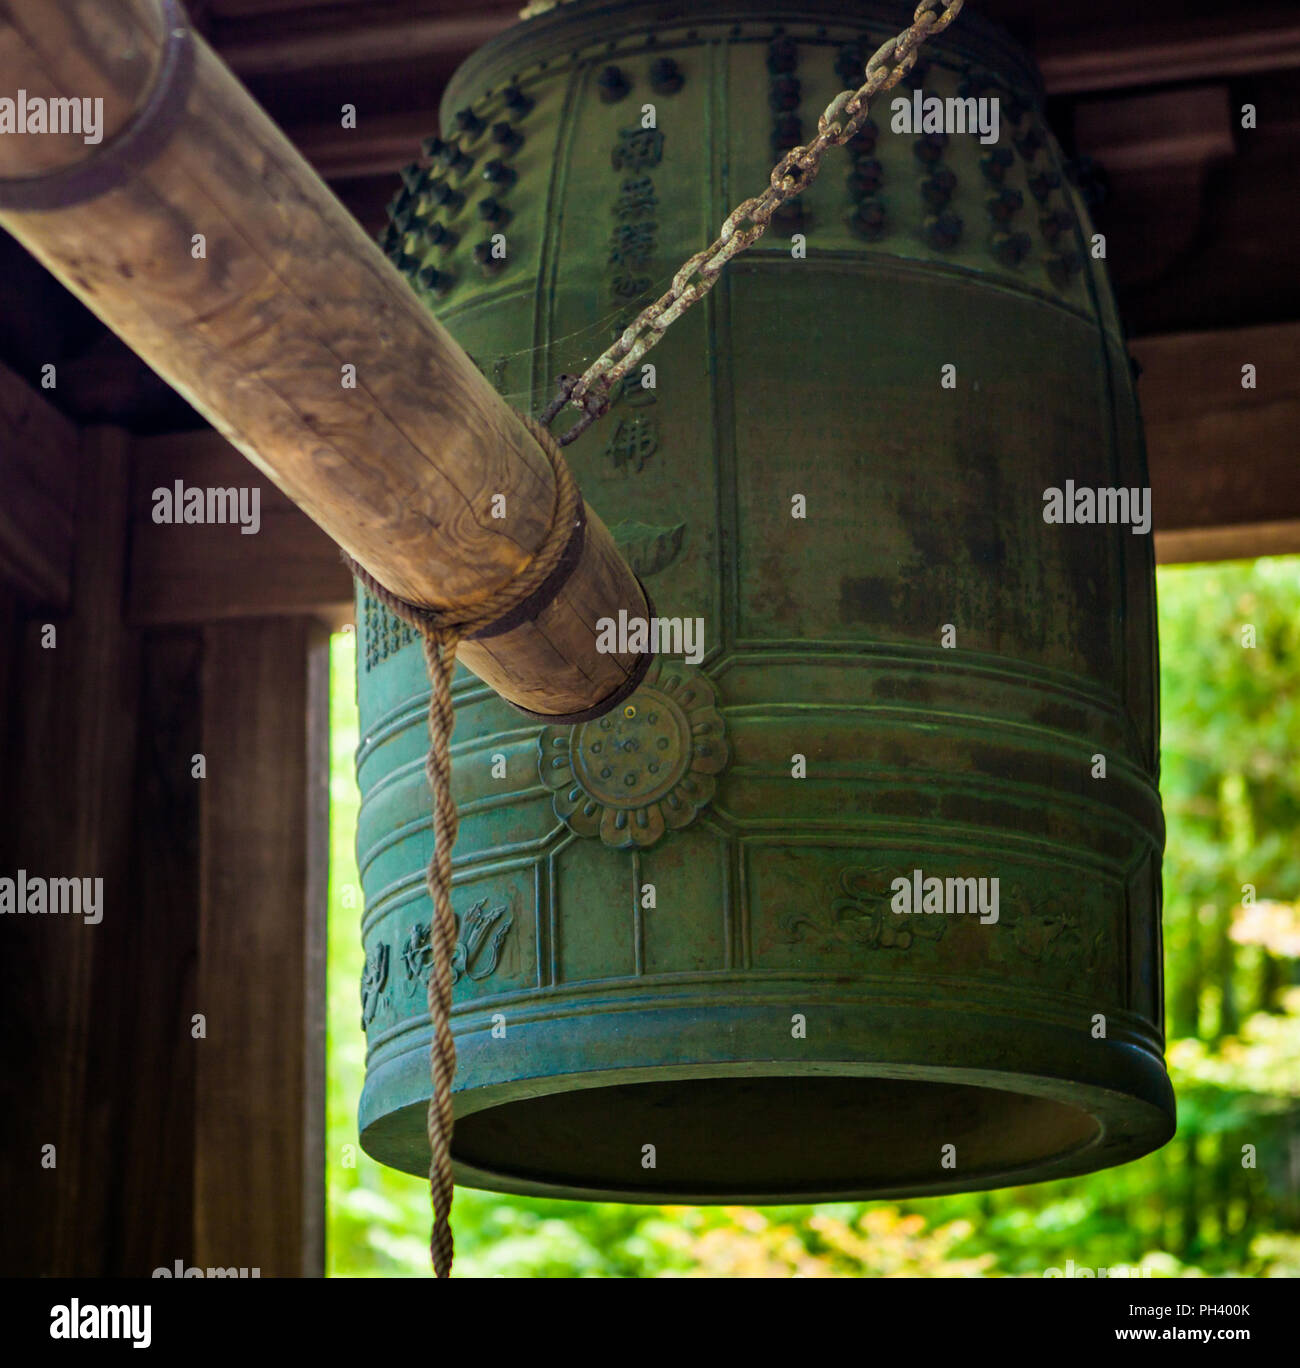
[{"left": 343, "top": 415, "right": 580, "bottom": 1278}]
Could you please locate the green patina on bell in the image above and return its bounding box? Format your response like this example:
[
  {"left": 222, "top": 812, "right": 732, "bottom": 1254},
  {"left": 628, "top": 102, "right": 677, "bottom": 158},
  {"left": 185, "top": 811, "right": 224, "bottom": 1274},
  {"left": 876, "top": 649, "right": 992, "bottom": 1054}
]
[{"left": 354, "top": 0, "right": 1174, "bottom": 1203}]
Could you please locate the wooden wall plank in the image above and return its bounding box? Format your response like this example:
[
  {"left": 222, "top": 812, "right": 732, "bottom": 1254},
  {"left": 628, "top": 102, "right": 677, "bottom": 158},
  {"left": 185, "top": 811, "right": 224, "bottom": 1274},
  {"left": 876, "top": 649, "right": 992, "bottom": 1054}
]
[
  {"left": 0, "top": 360, "right": 77, "bottom": 608},
  {"left": 107, "top": 629, "right": 204, "bottom": 1274},
  {"left": 1, "top": 432, "right": 327, "bottom": 1277},
  {"left": 196, "top": 616, "right": 329, "bottom": 1278},
  {"left": 129, "top": 430, "right": 354, "bottom": 629},
  {"left": 0, "top": 428, "right": 143, "bottom": 1275}
]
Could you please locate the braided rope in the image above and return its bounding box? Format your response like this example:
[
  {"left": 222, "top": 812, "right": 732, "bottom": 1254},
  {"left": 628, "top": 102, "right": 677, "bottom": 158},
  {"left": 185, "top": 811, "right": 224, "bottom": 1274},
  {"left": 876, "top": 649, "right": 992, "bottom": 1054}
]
[{"left": 344, "top": 415, "right": 579, "bottom": 1277}]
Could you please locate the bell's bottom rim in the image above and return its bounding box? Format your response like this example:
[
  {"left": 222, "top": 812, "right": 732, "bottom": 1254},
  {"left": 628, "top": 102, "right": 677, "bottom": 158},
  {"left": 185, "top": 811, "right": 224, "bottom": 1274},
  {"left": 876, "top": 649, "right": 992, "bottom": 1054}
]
[{"left": 359, "top": 998, "right": 1176, "bottom": 1204}]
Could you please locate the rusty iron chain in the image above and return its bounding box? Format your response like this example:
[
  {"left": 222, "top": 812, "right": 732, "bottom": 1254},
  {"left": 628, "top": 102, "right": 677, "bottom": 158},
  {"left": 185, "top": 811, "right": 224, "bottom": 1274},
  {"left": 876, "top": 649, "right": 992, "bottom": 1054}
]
[{"left": 541, "top": 0, "right": 966, "bottom": 445}]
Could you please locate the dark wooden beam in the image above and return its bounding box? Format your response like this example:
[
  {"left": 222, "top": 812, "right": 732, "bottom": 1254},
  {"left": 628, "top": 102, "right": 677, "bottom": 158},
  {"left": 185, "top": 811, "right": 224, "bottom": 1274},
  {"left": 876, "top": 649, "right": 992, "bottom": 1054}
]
[
  {"left": 212, "top": 0, "right": 1300, "bottom": 96},
  {"left": 1074, "top": 86, "right": 1234, "bottom": 176},
  {"left": 219, "top": 7, "right": 515, "bottom": 78},
  {"left": 1155, "top": 520, "right": 1300, "bottom": 564},
  {"left": 1037, "top": 12, "right": 1300, "bottom": 95},
  {"left": 196, "top": 616, "right": 329, "bottom": 1278},
  {"left": 244, "top": 8, "right": 1300, "bottom": 184},
  {"left": 1135, "top": 323, "right": 1300, "bottom": 563},
  {"left": 0, "top": 360, "right": 78, "bottom": 609},
  {"left": 128, "top": 431, "right": 354, "bottom": 630},
  {"left": 293, "top": 110, "right": 442, "bottom": 181}
]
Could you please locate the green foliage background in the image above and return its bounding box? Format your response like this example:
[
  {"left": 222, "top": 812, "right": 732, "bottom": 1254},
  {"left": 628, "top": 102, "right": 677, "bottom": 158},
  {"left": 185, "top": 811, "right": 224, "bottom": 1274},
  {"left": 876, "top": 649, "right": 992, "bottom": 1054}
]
[{"left": 326, "top": 556, "right": 1300, "bottom": 1277}]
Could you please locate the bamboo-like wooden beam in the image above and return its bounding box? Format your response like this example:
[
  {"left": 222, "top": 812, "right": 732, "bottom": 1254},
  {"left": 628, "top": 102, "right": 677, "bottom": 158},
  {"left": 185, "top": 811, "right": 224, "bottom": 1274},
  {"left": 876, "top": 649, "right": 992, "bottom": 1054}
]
[{"left": 0, "top": 0, "right": 649, "bottom": 719}]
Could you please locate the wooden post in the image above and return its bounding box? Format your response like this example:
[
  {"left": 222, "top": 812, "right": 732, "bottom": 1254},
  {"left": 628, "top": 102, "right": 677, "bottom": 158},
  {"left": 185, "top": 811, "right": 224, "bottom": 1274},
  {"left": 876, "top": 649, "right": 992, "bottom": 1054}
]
[
  {"left": 0, "top": 0, "right": 649, "bottom": 719},
  {"left": 197, "top": 617, "right": 328, "bottom": 1278}
]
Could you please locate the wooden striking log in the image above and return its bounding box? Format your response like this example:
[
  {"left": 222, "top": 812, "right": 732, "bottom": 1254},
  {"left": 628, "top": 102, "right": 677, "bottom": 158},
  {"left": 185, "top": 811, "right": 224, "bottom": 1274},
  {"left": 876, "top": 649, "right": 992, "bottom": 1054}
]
[{"left": 0, "top": 0, "right": 649, "bottom": 719}]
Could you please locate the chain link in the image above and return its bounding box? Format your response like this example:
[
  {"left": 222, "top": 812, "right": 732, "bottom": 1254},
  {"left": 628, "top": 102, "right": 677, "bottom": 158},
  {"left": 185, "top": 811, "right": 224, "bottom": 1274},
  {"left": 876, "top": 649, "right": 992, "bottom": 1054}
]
[{"left": 543, "top": 0, "right": 965, "bottom": 443}]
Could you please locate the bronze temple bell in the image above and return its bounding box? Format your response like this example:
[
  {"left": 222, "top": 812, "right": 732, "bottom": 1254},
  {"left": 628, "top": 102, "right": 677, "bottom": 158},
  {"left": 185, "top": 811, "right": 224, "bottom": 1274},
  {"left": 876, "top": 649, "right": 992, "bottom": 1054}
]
[{"left": 354, "top": 0, "right": 1175, "bottom": 1203}]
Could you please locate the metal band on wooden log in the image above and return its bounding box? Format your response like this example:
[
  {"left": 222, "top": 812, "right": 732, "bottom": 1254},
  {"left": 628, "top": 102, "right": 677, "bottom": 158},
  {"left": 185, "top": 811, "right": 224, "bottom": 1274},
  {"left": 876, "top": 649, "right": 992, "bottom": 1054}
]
[
  {"left": 0, "top": 0, "right": 651, "bottom": 719},
  {"left": 0, "top": 0, "right": 194, "bottom": 210}
]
